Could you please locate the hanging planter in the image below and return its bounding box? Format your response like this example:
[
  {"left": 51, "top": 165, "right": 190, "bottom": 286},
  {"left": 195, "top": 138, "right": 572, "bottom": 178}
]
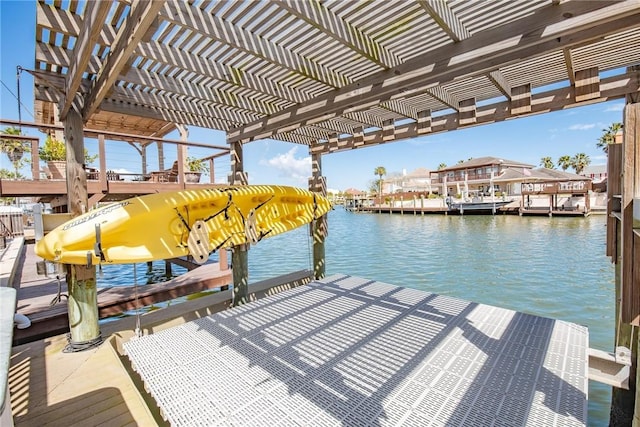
[{"left": 0, "top": 126, "right": 30, "bottom": 178}]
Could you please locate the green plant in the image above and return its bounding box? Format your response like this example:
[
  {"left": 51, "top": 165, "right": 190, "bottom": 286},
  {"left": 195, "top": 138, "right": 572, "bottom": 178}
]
[
  {"left": 0, "top": 127, "right": 30, "bottom": 158},
  {"left": 571, "top": 152, "right": 590, "bottom": 175},
  {"left": 1, "top": 127, "right": 30, "bottom": 177},
  {"left": 39, "top": 135, "right": 98, "bottom": 164},
  {"left": 374, "top": 166, "right": 386, "bottom": 197},
  {"left": 186, "top": 156, "right": 209, "bottom": 173},
  {"left": 39, "top": 135, "right": 65, "bottom": 161},
  {"left": 597, "top": 122, "right": 622, "bottom": 153},
  {"left": 557, "top": 155, "right": 571, "bottom": 171},
  {"left": 540, "top": 156, "right": 555, "bottom": 169},
  {"left": 0, "top": 168, "right": 24, "bottom": 179}
]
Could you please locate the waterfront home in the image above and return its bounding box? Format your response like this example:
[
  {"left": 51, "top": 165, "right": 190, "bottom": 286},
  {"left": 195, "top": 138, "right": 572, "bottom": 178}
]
[
  {"left": 383, "top": 168, "right": 433, "bottom": 194},
  {"left": 430, "top": 157, "right": 534, "bottom": 197}
]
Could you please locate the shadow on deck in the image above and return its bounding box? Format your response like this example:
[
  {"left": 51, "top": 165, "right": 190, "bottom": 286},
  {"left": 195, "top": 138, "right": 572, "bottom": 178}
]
[{"left": 11, "top": 240, "right": 233, "bottom": 345}]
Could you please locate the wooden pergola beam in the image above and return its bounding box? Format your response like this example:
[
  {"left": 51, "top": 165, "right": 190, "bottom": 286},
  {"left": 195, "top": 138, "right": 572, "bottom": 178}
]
[
  {"left": 82, "top": 0, "right": 165, "bottom": 121},
  {"left": 575, "top": 67, "right": 601, "bottom": 103},
  {"left": 37, "top": 43, "right": 292, "bottom": 115},
  {"left": 487, "top": 70, "right": 512, "bottom": 101},
  {"left": 0, "top": 118, "right": 230, "bottom": 151},
  {"left": 310, "top": 71, "right": 639, "bottom": 155},
  {"left": 563, "top": 48, "right": 576, "bottom": 85},
  {"left": 417, "top": 0, "right": 471, "bottom": 42},
  {"left": 36, "top": 2, "right": 115, "bottom": 46},
  {"left": 273, "top": 0, "right": 402, "bottom": 69},
  {"left": 134, "top": 41, "right": 307, "bottom": 106},
  {"left": 427, "top": 86, "right": 460, "bottom": 111},
  {"left": 160, "top": 1, "right": 349, "bottom": 89},
  {"left": 229, "top": 1, "right": 640, "bottom": 143},
  {"left": 59, "top": 1, "right": 111, "bottom": 121},
  {"left": 511, "top": 84, "right": 532, "bottom": 115}
]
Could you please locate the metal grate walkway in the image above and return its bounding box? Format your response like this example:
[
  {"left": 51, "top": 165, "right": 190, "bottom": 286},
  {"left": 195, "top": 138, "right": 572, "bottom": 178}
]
[{"left": 125, "top": 274, "right": 588, "bottom": 426}]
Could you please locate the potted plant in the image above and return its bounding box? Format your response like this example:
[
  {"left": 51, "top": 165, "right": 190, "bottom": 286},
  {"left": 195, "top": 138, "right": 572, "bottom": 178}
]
[
  {"left": 39, "top": 135, "right": 98, "bottom": 179},
  {"left": 0, "top": 127, "right": 30, "bottom": 179},
  {"left": 185, "top": 156, "right": 209, "bottom": 183}
]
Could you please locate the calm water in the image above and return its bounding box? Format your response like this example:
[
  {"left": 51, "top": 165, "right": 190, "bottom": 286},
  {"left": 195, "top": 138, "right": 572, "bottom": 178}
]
[{"left": 101, "top": 207, "right": 615, "bottom": 426}]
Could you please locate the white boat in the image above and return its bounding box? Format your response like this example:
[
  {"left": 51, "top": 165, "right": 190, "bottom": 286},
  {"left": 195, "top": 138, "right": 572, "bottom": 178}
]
[{"left": 447, "top": 198, "right": 513, "bottom": 214}]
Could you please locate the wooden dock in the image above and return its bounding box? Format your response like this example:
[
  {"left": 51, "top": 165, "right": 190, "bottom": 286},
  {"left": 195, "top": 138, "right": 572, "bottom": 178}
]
[
  {"left": 11, "top": 242, "right": 232, "bottom": 345},
  {"left": 8, "top": 270, "right": 313, "bottom": 427},
  {"left": 355, "top": 206, "right": 520, "bottom": 215},
  {"left": 124, "top": 274, "right": 589, "bottom": 426}
]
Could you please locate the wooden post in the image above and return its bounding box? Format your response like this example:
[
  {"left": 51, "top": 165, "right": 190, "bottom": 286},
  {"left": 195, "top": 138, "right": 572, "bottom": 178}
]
[
  {"left": 610, "top": 97, "right": 639, "bottom": 425},
  {"left": 66, "top": 265, "right": 100, "bottom": 345},
  {"left": 232, "top": 244, "right": 249, "bottom": 305},
  {"left": 64, "top": 107, "right": 100, "bottom": 350},
  {"left": 219, "top": 249, "right": 230, "bottom": 291},
  {"left": 310, "top": 151, "right": 327, "bottom": 280},
  {"left": 176, "top": 124, "right": 188, "bottom": 187},
  {"left": 229, "top": 140, "right": 249, "bottom": 305},
  {"left": 157, "top": 141, "right": 165, "bottom": 170},
  {"left": 141, "top": 143, "right": 148, "bottom": 175},
  {"left": 98, "top": 134, "right": 107, "bottom": 191}
]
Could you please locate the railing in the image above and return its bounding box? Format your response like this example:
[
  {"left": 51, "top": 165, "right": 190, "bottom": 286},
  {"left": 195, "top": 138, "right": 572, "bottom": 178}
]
[
  {"left": 521, "top": 181, "right": 592, "bottom": 195},
  {"left": 0, "top": 119, "right": 231, "bottom": 199},
  {"left": 430, "top": 172, "right": 495, "bottom": 183}
]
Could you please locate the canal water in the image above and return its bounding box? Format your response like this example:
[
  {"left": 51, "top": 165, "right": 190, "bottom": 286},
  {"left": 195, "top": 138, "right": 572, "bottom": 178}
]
[{"left": 101, "top": 206, "right": 615, "bottom": 426}]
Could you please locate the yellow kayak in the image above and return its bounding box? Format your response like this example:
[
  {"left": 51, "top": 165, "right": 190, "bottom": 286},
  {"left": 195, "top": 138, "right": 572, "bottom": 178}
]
[{"left": 35, "top": 185, "right": 332, "bottom": 265}]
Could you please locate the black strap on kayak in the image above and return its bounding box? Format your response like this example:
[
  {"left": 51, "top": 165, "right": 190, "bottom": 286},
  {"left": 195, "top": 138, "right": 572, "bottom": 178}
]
[
  {"left": 93, "top": 224, "right": 106, "bottom": 263},
  {"left": 202, "top": 193, "right": 233, "bottom": 223}
]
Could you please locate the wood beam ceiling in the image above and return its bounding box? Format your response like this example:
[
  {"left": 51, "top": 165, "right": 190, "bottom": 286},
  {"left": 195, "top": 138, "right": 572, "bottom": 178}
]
[
  {"left": 82, "top": 0, "right": 166, "bottom": 121},
  {"left": 59, "top": 0, "right": 111, "bottom": 120},
  {"left": 228, "top": 1, "right": 640, "bottom": 143},
  {"left": 310, "top": 71, "right": 639, "bottom": 155}
]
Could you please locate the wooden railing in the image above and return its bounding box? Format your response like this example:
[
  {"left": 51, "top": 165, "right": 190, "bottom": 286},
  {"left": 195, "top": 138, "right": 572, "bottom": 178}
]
[{"left": 0, "top": 119, "right": 230, "bottom": 200}]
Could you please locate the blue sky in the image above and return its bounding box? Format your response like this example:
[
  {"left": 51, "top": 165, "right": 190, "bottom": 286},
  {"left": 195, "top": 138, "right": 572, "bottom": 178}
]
[{"left": 0, "top": 1, "right": 624, "bottom": 192}]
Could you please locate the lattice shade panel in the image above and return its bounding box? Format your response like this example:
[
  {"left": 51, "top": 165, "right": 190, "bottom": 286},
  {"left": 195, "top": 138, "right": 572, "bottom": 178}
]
[{"left": 33, "top": 0, "right": 640, "bottom": 145}]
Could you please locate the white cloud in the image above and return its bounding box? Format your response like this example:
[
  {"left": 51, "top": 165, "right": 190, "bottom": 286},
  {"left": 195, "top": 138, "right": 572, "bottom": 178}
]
[
  {"left": 261, "top": 146, "right": 311, "bottom": 183},
  {"left": 604, "top": 103, "right": 624, "bottom": 112},
  {"left": 568, "top": 123, "right": 596, "bottom": 131}
]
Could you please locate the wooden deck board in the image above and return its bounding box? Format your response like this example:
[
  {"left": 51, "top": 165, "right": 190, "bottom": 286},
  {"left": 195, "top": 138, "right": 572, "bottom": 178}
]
[
  {"left": 13, "top": 243, "right": 232, "bottom": 344},
  {"left": 9, "top": 334, "right": 158, "bottom": 427},
  {"left": 8, "top": 271, "right": 312, "bottom": 427}
]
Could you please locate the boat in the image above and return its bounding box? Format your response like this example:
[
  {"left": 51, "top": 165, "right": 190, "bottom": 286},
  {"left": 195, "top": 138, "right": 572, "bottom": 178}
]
[{"left": 446, "top": 197, "right": 513, "bottom": 214}]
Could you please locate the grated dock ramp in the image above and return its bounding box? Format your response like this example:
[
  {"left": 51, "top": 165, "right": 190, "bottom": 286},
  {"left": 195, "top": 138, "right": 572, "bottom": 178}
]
[{"left": 125, "top": 274, "right": 588, "bottom": 426}]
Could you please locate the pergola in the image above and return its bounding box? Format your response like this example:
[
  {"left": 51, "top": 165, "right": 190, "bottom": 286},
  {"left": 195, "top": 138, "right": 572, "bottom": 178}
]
[
  {"left": 30, "top": 0, "right": 640, "bottom": 421},
  {"left": 33, "top": 1, "right": 639, "bottom": 145}
]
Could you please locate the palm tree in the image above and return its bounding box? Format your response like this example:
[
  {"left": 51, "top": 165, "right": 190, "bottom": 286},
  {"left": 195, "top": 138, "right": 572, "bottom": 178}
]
[
  {"left": 373, "top": 166, "right": 386, "bottom": 201},
  {"left": 557, "top": 155, "right": 572, "bottom": 171},
  {"left": 437, "top": 163, "right": 447, "bottom": 170},
  {"left": 571, "top": 153, "right": 591, "bottom": 175},
  {"left": 596, "top": 122, "right": 622, "bottom": 153},
  {"left": 0, "top": 127, "right": 30, "bottom": 179},
  {"left": 540, "top": 156, "right": 554, "bottom": 169}
]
